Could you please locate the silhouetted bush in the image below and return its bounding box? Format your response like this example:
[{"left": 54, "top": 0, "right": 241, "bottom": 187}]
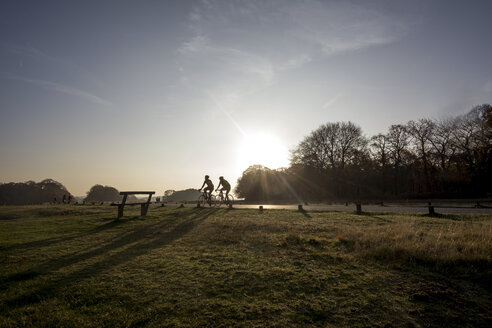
[
  {"left": 85, "top": 185, "right": 126, "bottom": 202},
  {"left": 163, "top": 189, "right": 201, "bottom": 202},
  {"left": 0, "top": 179, "right": 71, "bottom": 205}
]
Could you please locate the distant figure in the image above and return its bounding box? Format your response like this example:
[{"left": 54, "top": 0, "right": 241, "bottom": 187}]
[
  {"left": 216, "top": 176, "right": 231, "bottom": 199},
  {"left": 62, "top": 194, "right": 66, "bottom": 204},
  {"left": 67, "top": 195, "right": 72, "bottom": 204},
  {"left": 199, "top": 175, "right": 214, "bottom": 201},
  {"left": 53, "top": 196, "right": 57, "bottom": 204}
]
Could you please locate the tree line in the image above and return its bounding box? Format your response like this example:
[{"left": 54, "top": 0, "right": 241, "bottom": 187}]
[
  {"left": 0, "top": 179, "right": 71, "bottom": 205},
  {"left": 235, "top": 104, "right": 492, "bottom": 201},
  {"left": 0, "top": 182, "right": 135, "bottom": 205}
]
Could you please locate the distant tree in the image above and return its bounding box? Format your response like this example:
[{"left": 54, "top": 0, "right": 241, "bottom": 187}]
[
  {"left": 291, "top": 129, "right": 331, "bottom": 170},
  {"left": 407, "top": 119, "right": 435, "bottom": 191},
  {"left": 451, "top": 106, "right": 484, "bottom": 172},
  {"left": 0, "top": 179, "right": 71, "bottom": 205},
  {"left": 370, "top": 133, "right": 389, "bottom": 168},
  {"left": 291, "top": 121, "right": 367, "bottom": 170},
  {"left": 163, "top": 189, "right": 200, "bottom": 202},
  {"left": 235, "top": 165, "right": 294, "bottom": 202},
  {"left": 386, "top": 124, "right": 411, "bottom": 168},
  {"left": 428, "top": 118, "right": 456, "bottom": 170},
  {"left": 383, "top": 125, "right": 412, "bottom": 195},
  {"left": 164, "top": 190, "right": 176, "bottom": 198},
  {"left": 474, "top": 104, "right": 492, "bottom": 194},
  {"left": 84, "top": 185, "right": 121, "bottom": 202}
]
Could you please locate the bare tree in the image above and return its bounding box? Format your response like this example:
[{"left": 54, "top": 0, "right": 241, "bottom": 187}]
[
  {"left": 451, "top": 107, "right": 483, "bottom": 171},
  {"left": 407, "top": 119, "right": 435, "bottom": 166},
  {"left": 428, "top": 118, "right": 456, "bottom": 170},
  {"left": 290, "top": 130, "right": 330, "bottom": 170},
  {"left": 407, "top": 119, "right": 435, "bottom": 191},
  {"left": 291, "top": 121, "right": 367, "bottom": 170},
  {"left": 370, "top": 133, "right": 389, "bottom": 168},
  {"left": 386, "top": 124, "right": 411, "bottom": 168},
  {"left": 337, "top": 122, "right": 367, "bottom": 168}
]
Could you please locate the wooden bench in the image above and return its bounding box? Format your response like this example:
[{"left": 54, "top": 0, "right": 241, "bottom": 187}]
[{"left": 111, "top": 191, "right": 155, "bottom": 218}]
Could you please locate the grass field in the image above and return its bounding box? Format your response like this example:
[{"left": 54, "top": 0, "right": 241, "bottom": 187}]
[{"left": 0, "top": 205, "right": 491, "bottom": 327}]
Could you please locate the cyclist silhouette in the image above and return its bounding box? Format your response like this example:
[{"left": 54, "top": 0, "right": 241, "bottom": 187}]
[
  {"left": 216, "top": 176, "right": 231, "bottom": 198},
  {"left": 199, "top": 175, "right": 214, "bottom": 200}
]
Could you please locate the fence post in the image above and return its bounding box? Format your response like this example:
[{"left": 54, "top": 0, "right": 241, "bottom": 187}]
[
  {"left": 117, "top": 204, "right": 124, "bottom": 219},
  {"left": 356, "top": 203, "right": 362, "bottom": 214}
]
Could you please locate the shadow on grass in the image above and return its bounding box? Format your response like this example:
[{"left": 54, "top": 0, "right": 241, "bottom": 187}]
[
  {"left": 299, "top": 209, "right": 312, "bottom": 218},
  {"left": 421, "top": 213, "right": 463, "bottom": 220},
  {"left": 1, "top": 209, "right": 218, "bottom": 305},
  {"left": 363, "top": 214, "right": 392, "bottom": 223},
  {"left": 0, "top": 216, "right": 142, "bottom": 252}
]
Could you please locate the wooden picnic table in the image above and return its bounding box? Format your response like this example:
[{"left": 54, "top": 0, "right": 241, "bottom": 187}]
[{"left": 111, "top": 191, "right": 155, "bottom": 219}]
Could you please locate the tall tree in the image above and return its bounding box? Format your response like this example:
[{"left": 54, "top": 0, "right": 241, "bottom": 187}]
[
  {"left": 386, "top": 124, "right": 411, "bottom": 195},
  {"left": 291, "top": 121, "right": 367, "bottom": 170},
  {"left": 370, "top": 133, "right": 389, "bottom": 168},
  {"left": 407, "top": 119, "right": 435, "bottom": 191},
  {"left": 428, "top": 119, "right": 456, "bottom": 170},
  {"left": 386, "top": 124, "right": 411, "bottom": 168},
  {"left": 451, "top": 106, "right": 483, "bottom": 173}
]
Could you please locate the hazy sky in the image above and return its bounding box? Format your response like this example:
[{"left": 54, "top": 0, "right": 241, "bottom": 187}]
[{"left": 1, "top": 0, "right": 491, "bottom": 195}]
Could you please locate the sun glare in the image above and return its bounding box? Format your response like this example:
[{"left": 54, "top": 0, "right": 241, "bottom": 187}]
[{"left": 237, "top": 132, "right": 289, "bottom": 171}]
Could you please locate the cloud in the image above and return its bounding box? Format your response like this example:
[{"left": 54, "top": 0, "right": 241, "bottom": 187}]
[
  {"left": 177, "top": 0, "right": 414, "bottom": 116},
  {"left": 5, "top": 75, "right": 114, "bottom": 108},
  {"left": 282, "top": 1, "right": 407, "bottom": 55},
  {"left": 3, "top": 43, "right": 112, "bottom": 92},
  {"left": 183, "top": 0, "right": 410, "bottom": 61},
  {"left": 179, "top": 35, "right": 274, "bottom": 85},
  {"left": 323, "top": 94, "right": 342, "bottom": 108}
]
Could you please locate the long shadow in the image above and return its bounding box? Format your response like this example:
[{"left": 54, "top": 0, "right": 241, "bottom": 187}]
[
  {"left": 364, "top": 214, "right": 392, "bottom": 223},
  {"left": 0, "top": 217, "right": 133, "bottom": 252},
  {"left": 299, "top": 210, "right": 312, "bottom": 218},
  {"left": 1, "top": 208, "right": 186, "bottom": 252},
  {"left": 0, "top": 219, "right": 164, "bottom": 289},
  {"left": 421, "top": 213, "right": 462, "bottom": 220},
  {"left": 3, "top": 208, "right": 219, "bottom": 308},
  {"left": 0, "top": 209, "right": 209, "bottom": 290}
]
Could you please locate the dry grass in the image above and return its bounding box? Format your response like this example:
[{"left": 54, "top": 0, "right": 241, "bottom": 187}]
[
  {"left": 0, "top": 205, "right": 491, "bottom": 327},
  {"left": 334, "top": 214, "right": 492, "bottom": 279}
]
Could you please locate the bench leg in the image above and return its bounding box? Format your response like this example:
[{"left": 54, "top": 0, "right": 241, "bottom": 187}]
[
  {"left": 117, "top": 205, "right": 124, "bottom": 219},
  {"left": 141, "top": 204, "right": 149, "bottom": 216}
]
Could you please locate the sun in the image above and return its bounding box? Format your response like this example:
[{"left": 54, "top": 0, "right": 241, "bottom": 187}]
[{"left": 237, "top": 132, "right": 289, "bottom": 171}]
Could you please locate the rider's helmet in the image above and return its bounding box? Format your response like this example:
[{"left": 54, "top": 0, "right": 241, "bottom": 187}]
[
  {"left": 205, "top": 175, "right": 209, "bottom": 179},
  {"left": 219, "top": 176, "right": 223, "bottom": 180}
]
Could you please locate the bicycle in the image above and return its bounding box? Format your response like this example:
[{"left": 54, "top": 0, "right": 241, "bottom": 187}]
[
  {"left": 198, "top": 190, "right": 216, "bottom": 207},
  {"left": 215, "top": 190, "right": 234, "bottom": 207}
]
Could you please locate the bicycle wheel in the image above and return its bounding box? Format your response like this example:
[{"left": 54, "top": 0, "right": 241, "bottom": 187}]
[
  {"left": 215, "top": 194, "right": 224, "bottom": 208},
  {"left": 198, "top": 195, "right": 207, "bottom": 207},
  {"left": 209, "top": 194, "right": 218, "bottom": 207},
  {"left": 226, "top": 194, "right": 234, "bottom": 206}
]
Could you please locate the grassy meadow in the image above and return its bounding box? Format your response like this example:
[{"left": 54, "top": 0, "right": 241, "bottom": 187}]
[{"left": 0, "top": 205, "right": 491, "bottom": 327}]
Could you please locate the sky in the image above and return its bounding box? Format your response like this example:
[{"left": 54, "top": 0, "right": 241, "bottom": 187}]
[{"left": 0, "top": 0, "right": 491, "bottom": 196}]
